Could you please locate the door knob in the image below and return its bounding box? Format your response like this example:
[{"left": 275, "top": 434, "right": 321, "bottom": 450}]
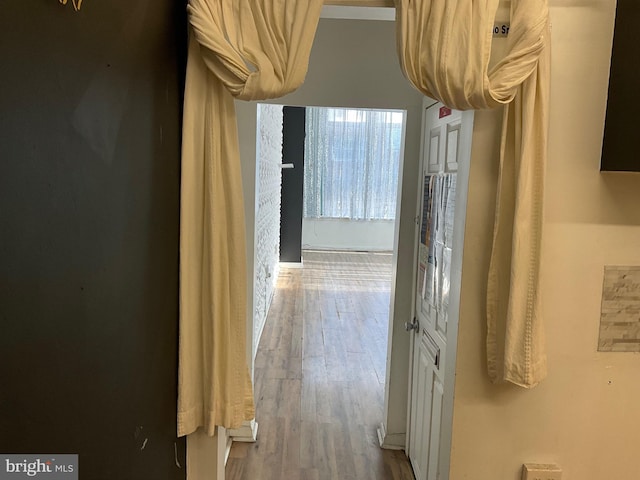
[{"left": 404, "top": 317, "right": 420, "bottom": 332}]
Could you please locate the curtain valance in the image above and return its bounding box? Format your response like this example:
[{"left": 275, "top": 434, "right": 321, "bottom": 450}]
[
  {"left": 179, "top": 0, "right": 551, "bottom": 438},
  {"left": 396, "top": 0, "right": 551, "bottom": 387}
]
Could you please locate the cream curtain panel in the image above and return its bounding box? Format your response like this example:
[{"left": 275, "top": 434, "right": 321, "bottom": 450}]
[
  {"left": 396, "top": 0, "right": 551, "bottom": 387},
  {"left": 58, "top": 0, "right": 83, "bottom": 11},
  {"left": 179, "top": 0, "right": 323, "bottom": 436}
]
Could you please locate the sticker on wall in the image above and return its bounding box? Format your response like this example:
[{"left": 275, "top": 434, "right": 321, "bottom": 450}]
[
  {"left": 439, "top": 106, "right": 452, "bottom": 119},
  {"left": 59, "top": 0, "right": 83, "bottom": 11},
  {"left": 493, "top": 23, "right": 510, "bottom": 37},
  {"left": 598, "top": 266, "right": 640, "bottom": 352}
]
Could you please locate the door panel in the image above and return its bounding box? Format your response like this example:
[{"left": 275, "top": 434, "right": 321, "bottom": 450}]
[
  {"left": 428, "top": 128, "right": 442, "bottom": 173},
  {"left": 409, "top": 343, "right": 435, "bottom": 480},
  {"left": 445, "top": 122, "right": 461, "bottom": 172},
  {"left": 427, "top": 378, "right": 444, "bottom": 480},
  {"left": 408, "top": 101, "right": 472, "bottom": 480}
]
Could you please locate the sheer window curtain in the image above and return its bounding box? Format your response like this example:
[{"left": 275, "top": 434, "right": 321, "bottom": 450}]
[{"left": 304, "top": 108, "right": 403, "bottom": 221}]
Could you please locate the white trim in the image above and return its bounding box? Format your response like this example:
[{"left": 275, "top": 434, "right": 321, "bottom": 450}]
[
  {"left": 224, "top": 435, "right": 233, "bottom": 465},
  {"left": 404, "top": 101, "right": 475, "bottom": 480},
  {"left": 436, "top": 109, "right": 474, "bottom": 480},
  {"left": 321, "top": 5, "right": 395, "bottom": 21},
  {"left": 377, "top": 422, "right": 406, "bottom": 450},
  {"left": 186, "top": 426, "right": 227, "bottom": 480},
  {"left": 228, "top": 419, "right": 259, "bottom": 443},
  {"left": 279, "top": 261, "right": 304, "bottom": 268}
]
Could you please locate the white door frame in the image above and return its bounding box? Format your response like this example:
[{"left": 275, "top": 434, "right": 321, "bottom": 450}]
[{"left": 405, "top": 98, "right": 474, "bottom": 480}]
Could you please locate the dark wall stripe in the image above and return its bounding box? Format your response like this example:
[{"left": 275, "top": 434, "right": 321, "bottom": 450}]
[
  {"left": 0, "top": 2, "right": 187, "bottom": 478},
  {"left": 601, "top": 1, "right": 640, "bottom": 172},
  {"left": 280, "top": 107, "right": 306, "bottom": 263}
]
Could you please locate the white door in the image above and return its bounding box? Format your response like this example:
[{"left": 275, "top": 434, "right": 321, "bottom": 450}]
[{"left": 407, "top": 101, "right": 473, "bottom": 480}]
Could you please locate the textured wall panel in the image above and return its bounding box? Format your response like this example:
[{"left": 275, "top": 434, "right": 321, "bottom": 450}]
[
  {"left": 599, "top": 266, "right": 640, "bottom": 352},
  {"left": 254, "top": 104, "right": 284, "bottom": 358}
]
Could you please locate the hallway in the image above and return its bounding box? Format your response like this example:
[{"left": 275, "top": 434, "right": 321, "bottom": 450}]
[{"left": 226, "top": 250, "right": 414, "bottom": 479}]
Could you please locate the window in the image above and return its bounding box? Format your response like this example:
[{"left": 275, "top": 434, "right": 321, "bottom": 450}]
[{"left": 303, "top": 107, "right": 404, "bottom": 220}]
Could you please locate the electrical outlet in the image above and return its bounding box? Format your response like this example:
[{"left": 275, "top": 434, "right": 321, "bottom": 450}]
[{"left": 522, "top": 463, "right": 562, "bottom": 480}]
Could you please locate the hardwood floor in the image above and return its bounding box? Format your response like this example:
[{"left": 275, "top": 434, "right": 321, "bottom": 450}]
[{"left": 226, "top": 250, "right": 415, "bottom": 480}]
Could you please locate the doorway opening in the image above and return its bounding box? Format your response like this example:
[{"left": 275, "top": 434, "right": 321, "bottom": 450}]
[
  {"left": 226, "top": 104, "right": 412, "bottom": 478},
  {"left": 250, "top": 104, "right": 406, "bottom": 360},
  {"left": 225, "top": 12, "right": 428, "bottom": 478}
]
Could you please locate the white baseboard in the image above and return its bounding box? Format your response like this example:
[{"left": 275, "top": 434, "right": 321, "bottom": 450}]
[
  {"left": 229, "top": 419, "right": 259, "bottom": 443},
  {"left": 376, "top": 422, "right": 406, "bottom": 451},
  {"left": 224, "top": 434, "right": 232, "bottom": 465},
  {"left": 279, "top": 260, "right": 303, "bottom": 268}
]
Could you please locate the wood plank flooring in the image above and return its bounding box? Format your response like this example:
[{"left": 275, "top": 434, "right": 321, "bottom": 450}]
[{"left": 226, "top": 250, "right": 415, "bottom": 480}]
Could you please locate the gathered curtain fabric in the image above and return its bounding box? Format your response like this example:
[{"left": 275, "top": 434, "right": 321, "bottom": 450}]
[
  {"left": 179, "top": 0, "right": 324, "bottom": 436},
  {"left": 396, "top": 0, "right": 551, "bottom": 387}
]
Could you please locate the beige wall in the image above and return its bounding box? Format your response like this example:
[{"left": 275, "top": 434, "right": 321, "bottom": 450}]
[{"left": 450, "top": 1, "right": 640, "bottom": 478}]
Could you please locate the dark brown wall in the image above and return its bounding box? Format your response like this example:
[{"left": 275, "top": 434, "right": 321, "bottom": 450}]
[
  {"left": 0, "top": 1, "right": 186, "bottom": 478},
  {"left": 601, "top": 1, "right": 640, "bottom": 172},
  {"left": 280, "top": 107, "right": 306, "bottom": 263}
]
